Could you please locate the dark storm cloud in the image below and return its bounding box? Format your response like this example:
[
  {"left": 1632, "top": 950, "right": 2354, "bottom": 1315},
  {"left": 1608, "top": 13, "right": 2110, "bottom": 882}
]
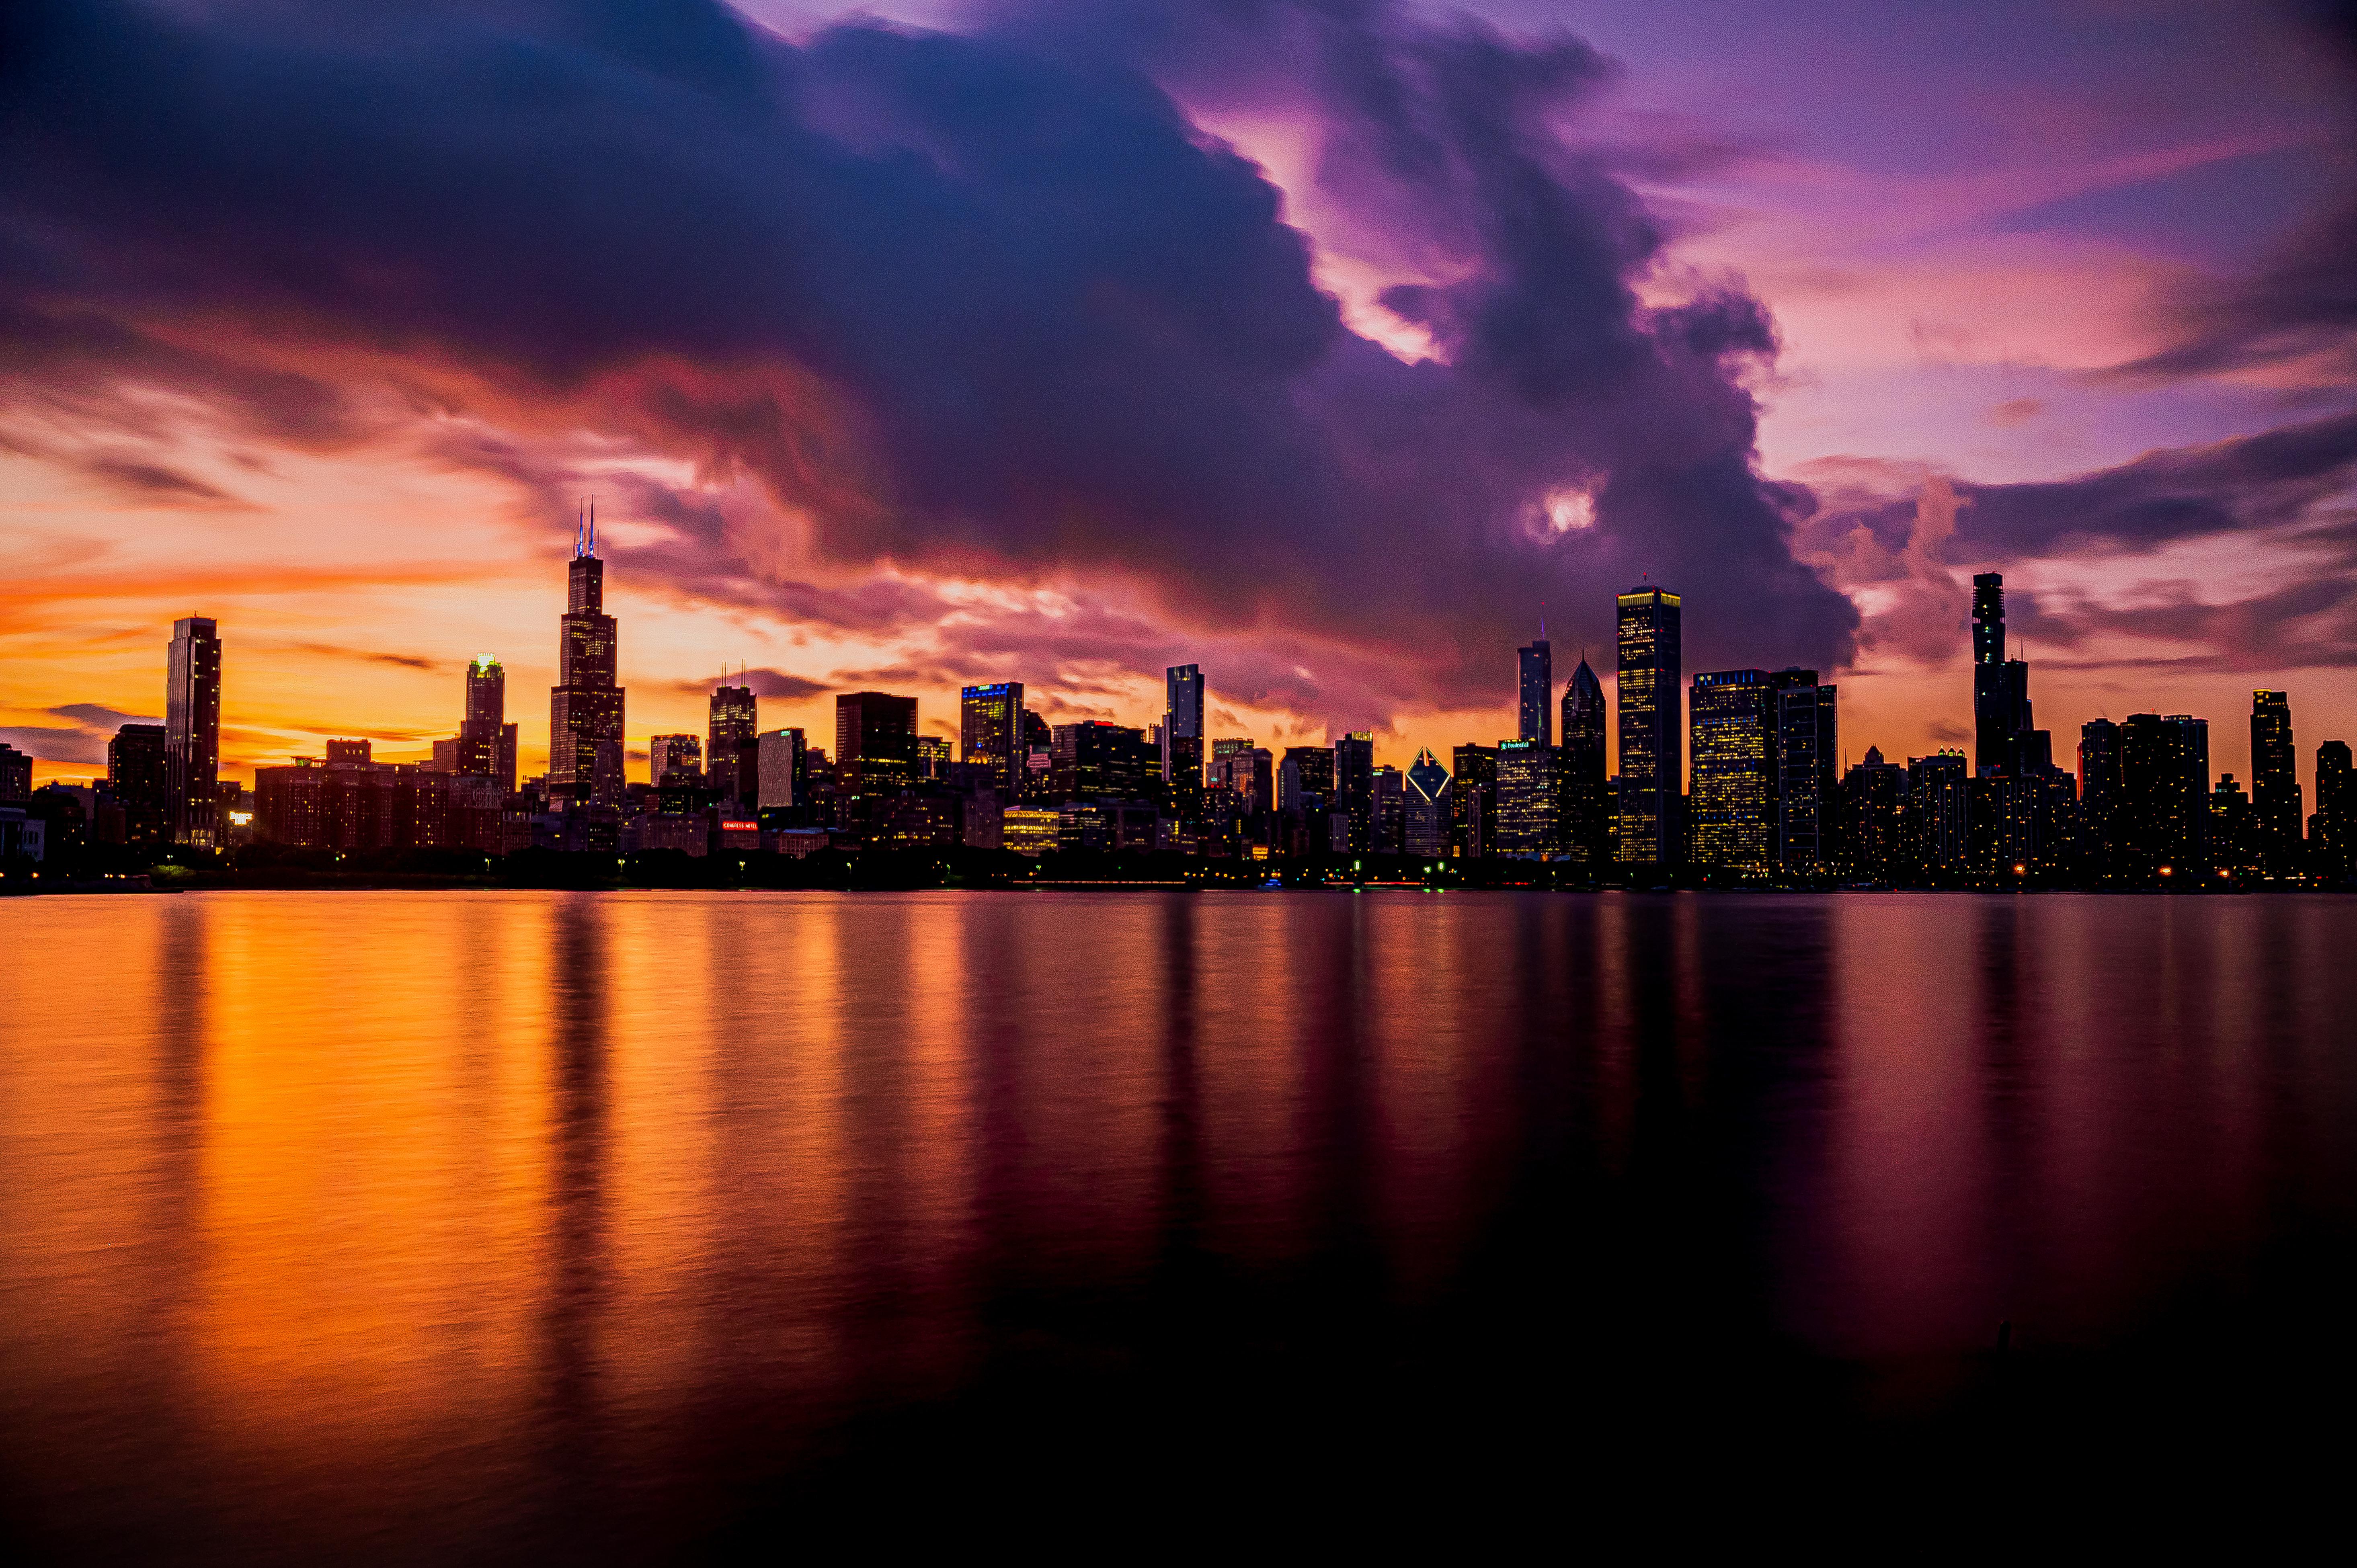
[
  {"left": 282, "top": 643, "right": 448, "bottom": 672},
  {"left": 1951, "top": 409, "right": 2357, "bottom": 555},
  {"left": 78, "top": 452, "right": 248, "bottom": 508},
  {"left": 0, "top": 0, "right": 1857, "bottom": 697},
  {"left": 0, "top": 702, "right": 161, "bottom": 765}
]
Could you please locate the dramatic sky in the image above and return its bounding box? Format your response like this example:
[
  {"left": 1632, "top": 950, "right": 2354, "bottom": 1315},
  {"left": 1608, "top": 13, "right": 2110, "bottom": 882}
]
[{"left": 4, "top": 0, "right": 2353, "bottom": 797}]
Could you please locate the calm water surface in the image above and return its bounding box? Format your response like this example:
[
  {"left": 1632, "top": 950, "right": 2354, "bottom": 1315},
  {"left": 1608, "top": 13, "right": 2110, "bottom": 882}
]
[{"left": 3, "top": 890, "right": 2353, "bottom": 1553}]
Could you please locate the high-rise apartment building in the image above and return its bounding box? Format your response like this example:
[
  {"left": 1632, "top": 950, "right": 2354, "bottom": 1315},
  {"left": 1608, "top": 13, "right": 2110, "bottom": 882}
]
[
  {"left": 107, "top": 723, "right": 170, "bottom": 845},
  {"left": 1335, "top": 732, "right": 1374, "bottom": 852},
  {"left": 1372, "top": 764, "right": 1405, "bottom": 855},
  {"left": 1048, "top": 722, "right": 1157, "bottom": 802},
  {"left": 1495, "top": 739, "right": 1558, "bottom": 857},
  {"left": 1164, "top": 666, "right": 1204, "bottom": 820},
  {"left": 1616, "top": 586, "right": 1681, "bottom": 867},
  {"left": 1518, "top": 626, "right": 1552, "bottom": 747},
  {"left": 960, "top": 683, "right": 1026, "bottom": 799},
  {"left": 548, "top": 514, "right": 624, "bottom": 805},
  {"left": 1837, "top": 746, "right": 1906, "bottom": 882},
  {"left": 2250, "top": 690, "right": 2301, "bottom": 878},
  {"left": 166, "top": 615, "right": 222, "bottom": 847},
  {"left": 1688, "top": 669, "right": 1773, "bottom": 873},
  {"left": 2119, "top": 713, "right": 2209, "bottom": 881},
  {"left": 1404, "top": 749, "right": 1451, "bottom": 859}
]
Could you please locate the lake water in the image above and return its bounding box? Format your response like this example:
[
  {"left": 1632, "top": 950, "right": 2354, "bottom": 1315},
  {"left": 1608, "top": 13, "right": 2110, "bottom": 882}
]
[{"left": 3, "top": 890, "right": 2353, "bottom": 1554}]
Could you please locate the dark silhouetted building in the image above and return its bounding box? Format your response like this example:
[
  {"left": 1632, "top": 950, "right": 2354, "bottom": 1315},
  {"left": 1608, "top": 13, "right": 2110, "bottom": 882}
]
[
  {"left": 2312, "top": 740, "right": 2353, "bottom": 881},
  {"left": 1559, "top": 658, "right": 1609, "bottom": 870},
  {"left": 549, "top": 516, "right": 624, "bottom": 806},
  {"left": 1689, "top": 668, "right": 1772, "bottom": 874},
  {"left": 2119, "top": 713, "right": 2208, "bottom": 882},
  {"left": 836, "top": 691, "right": 919, "bottom": 803},
  {"left": 1372, "top": 764, "right": 1404, "bottom": 855},
  {"left": 1405, "top": 749, "right": 1450, "bottom": 859},
  {"left": 650, "top": 733, "right": 702, "bottom": 784},
  {"left": 0, "top": 744, "right": 30, "bottom": 801},
  {"left": 457, "top": 655, "right": 517, "bottom": 791},
  {"left": 1616, "top": 586, "right": 1681, "bottom": 868},
  {"left": 1495, "top": 739, "right": 1557, "bottom": 857},
  {"left": 1518, "top": 625, "right": 1552, "bottom": 747},
  {"left": 1972, "top": 572, "right": 2031, "bottom": 775},
  {"left": 1838, "top": 746, "right": 1906, "bottom": 882},
  {"left": 1165, "top": 666, "right": 1204, "bottom": 822},
  {"left": 1772, "top": 670, "right": 1837, "bottom": 873},
  {"left": 2078, "top": 719, "right": 2121, "bottom": 881},
  {"left": 1051, "top": 721, "right": 1158, "bottom": 803},
  {"left": 1452, "top": 744, "right": 1497, "bottom": 858},
  {"left": 708, "top": 683, "right": 758, "bottom": 801},
  {"left": 2211, "top": 775, "right": 2258, "bottom": 879},
  {"left": 1906, "top": 750, "right": 1968, "bottom": 879},
  {"left": 107, "top": 724, "right": 170, "bottom": 844},
  {"left": 2250, "top": 690, "right": 2301, "bottom": 878},
  {"left": 961, "top": 683, "right": 1025, "bottom": 799},
  {"left": 1335, "top": 732, "right": 1374, "bottom": 852},
  {"left": 166, "top": 615, "right": 222, "bottom": 848},
  {"left": 1212, "top": 738, "right": 1272, "bottom": 817}
]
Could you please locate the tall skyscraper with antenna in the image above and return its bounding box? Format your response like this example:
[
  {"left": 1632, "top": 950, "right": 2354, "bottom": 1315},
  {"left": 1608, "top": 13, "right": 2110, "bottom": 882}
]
[
  {"left": 548, "top": 502, "right": 625, "bottom": 805},
  {"left": 1518, "top": 613, "right": 1553, "bottom": 747}
]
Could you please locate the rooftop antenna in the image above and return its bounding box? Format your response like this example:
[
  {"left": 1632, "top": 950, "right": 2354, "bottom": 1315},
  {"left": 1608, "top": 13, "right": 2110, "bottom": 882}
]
[
  {"left": 589, "top": 495, "right": 597, "bottom": 558},
  {"left": 1540, "top": 602, "right": 1547, "bottom": 642}
]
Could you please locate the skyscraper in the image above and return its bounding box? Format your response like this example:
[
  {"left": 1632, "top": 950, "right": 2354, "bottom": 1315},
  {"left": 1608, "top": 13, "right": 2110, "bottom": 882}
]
[
  {"left": 1212, "top": 738, "right": 1272, "bottom": 816},
  {"left": 1559, "top": 658, "right": 1609, "bottom": 869},
  {"left": 1164, "top": 665, "right": 1204, "bottom": 821},
  {"left": 1452, "top": 743, "right": 1497, "bottom": 859},
  {"left": 166, "top": 615, "right": 222, "bottom": 847},
  {"left": 1837, "top": 746, "right": 1906, "bottom": 882},
  {"left": 456, "top": 654, "right": 517, "bottom": 791},
  {"left": 2119, "top": 713, "right": 2209, "bottom": 881},
  {"left": 2250, "top": 690, "right": 2301, "bottom": 878},
  {"left": 1335, "top": 731, "right": 1374, "bottom": 852},
  {"left": 961, "top": 682, "right": 1025, "bottom": 798},
  {"left": 1906, "top": 750, "right": 1969, "bottom": 879},
  {"left": 107, "top": 723, "right": 170, "bottom": 845},
  {"left": 1404, "top": 749, "right": 1451, "bottom": 859},
  {"left": 1971, "top": 572, "right": 2031, "bottom": 775},
  {"left": 1772, "top": 671, "right": 1837, "bottom": 872},
  {"left": 2313, "top": 740, "right": 2353, "bottom": 881},
  {"left": 758, "top": 728, "right": 806, "bottom": 810},
  {"left": 1495, "top": 739, "right": 1558, "bottom": 857},
  {"left": 835, "top": 692, "right": 919, "bottom": 800},
  {"left": 1372, "top": 764, "right": 1405, "bottom": 855},
  {"left": 708, "top": 682, "right": 758, "bottom": 802},
  {"left": 1616, "top": 586, "right": 1681, "bottom": 867},
  {"left": 1688, "top": 669, "right": 1773, "bottom": 874},
  {"left": 1518, "top": 624, "right": 1553, "bottom": 747},
  {"left": 2078, "top": 719, "right": 2122, "bottom": 880},
  {"left": 548, "top": 511, "right": 624, "bottom": 805}
]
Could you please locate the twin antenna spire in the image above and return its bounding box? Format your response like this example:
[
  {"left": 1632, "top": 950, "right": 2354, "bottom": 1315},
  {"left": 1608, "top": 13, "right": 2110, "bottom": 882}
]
[{"left": 573, "top": 496, "right": 597, "bottom": 559}]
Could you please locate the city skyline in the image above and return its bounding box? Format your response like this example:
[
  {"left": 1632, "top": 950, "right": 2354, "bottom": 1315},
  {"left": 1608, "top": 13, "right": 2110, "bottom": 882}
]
[{"left": 4, "top": 1, "right": 2353, "bottom": 812}]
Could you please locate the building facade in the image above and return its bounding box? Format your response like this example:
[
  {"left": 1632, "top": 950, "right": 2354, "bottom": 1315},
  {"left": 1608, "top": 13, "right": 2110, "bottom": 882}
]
[
  {"left": 2250, "top": 690, "right": 2301, "bottom": 878},
  {"left": 548, "top": 518, "right": 624, "bottom": 806},
  {"left": 960, "top": 682, "right": 1026, "bottom": 799},
  {"left": 166, "top": 615, "right": 222, "bottom": 847},
  {"left": 1689, "top": 669, "right": 1773, "bottom": 874},
  {"left": 1616, "top": 586, "right": 1681, "bottom": 868}
]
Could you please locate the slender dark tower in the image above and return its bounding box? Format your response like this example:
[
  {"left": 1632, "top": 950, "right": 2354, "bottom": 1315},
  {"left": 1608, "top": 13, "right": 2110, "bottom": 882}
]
[
  {"left": 2250, "top": 691, "right": 2301, "bottom": 879},
  {"left": 1559, "top": 657, "right": 1609, "bottom": 869},
  {"left": 458, "top": 655, "right": 516, "bottom": 791},
  {"left": 166, "top": 615, "right": 222, "bottom": 847},
  {"left": 1335, "top": 731, "right": 1375, "bottom": 852},
  {"left": 1616, "top": 586, "right": 1681, "bottom": 868},
  {"left": 1518, "top": 617, "right": 1553, "bottom": 748},
  {"left": 1971, "top": 573, "right": 2030, "bottom": 774},
  {"left": 1164, "top": 664, "right": 1204, "bottom": 822},
  {"left": 548, "top": 503, "right": 625, "bottom": 805}
]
